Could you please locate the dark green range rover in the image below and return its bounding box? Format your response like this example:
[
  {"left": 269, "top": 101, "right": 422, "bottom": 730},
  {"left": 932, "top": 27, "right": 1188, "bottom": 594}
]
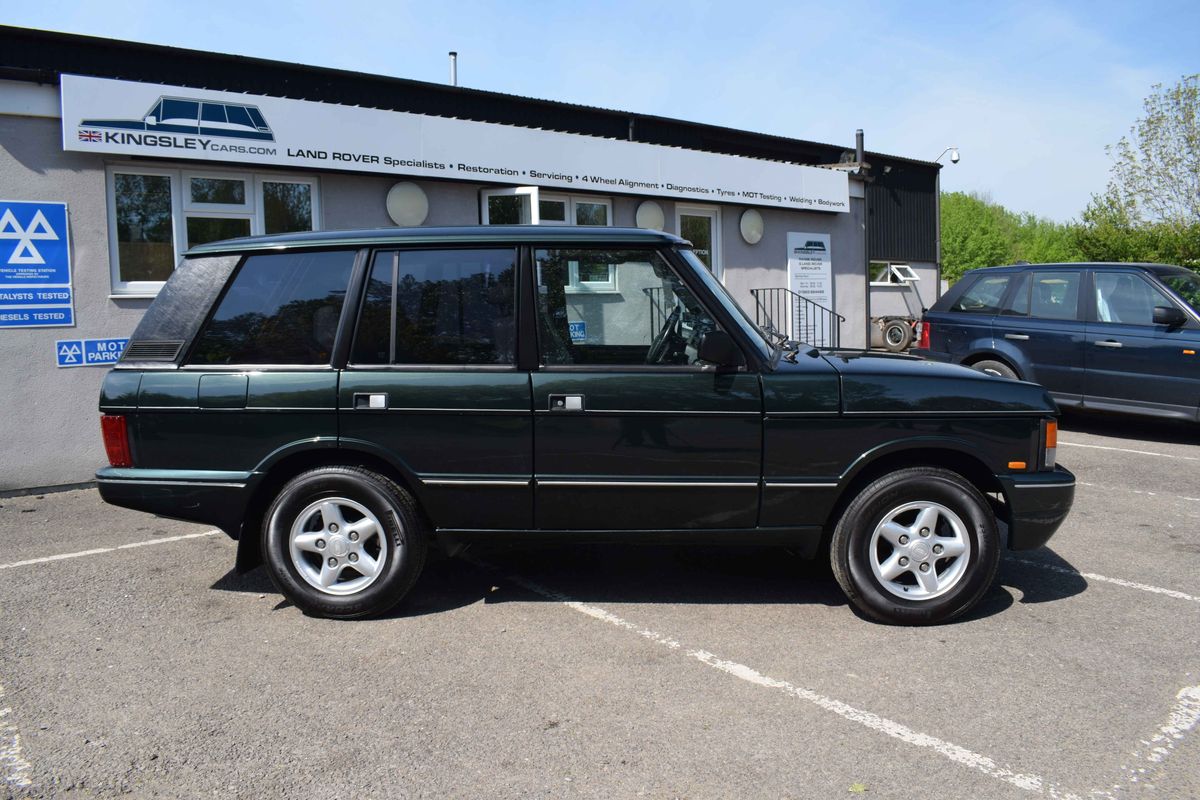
[{"left": 97, "top": 226, "right": 1074, "bottom": 625}]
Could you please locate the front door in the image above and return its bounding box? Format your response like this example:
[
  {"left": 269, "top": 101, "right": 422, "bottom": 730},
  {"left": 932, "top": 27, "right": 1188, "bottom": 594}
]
[
  {"left": 529, "top": 245, "right": 761, "bottom": 531},
  {"left": 992, "top": 269, "right": 1087, "bottom": 398},
  {"left": 1084, "top": 270, "right": 1200, "bottom": 416}
]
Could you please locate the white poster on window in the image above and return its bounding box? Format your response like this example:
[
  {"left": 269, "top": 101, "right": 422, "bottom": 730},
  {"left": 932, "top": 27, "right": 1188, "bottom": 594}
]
[
  {"left": 59, "top": 75, "right": 850, "bottom": 213},
  {"left": 786, "top": 232, "right": 834, "bottom": 347}
]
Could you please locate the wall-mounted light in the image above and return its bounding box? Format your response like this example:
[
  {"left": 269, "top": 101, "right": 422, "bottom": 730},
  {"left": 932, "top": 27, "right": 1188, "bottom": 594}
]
[
  {"left": 739, "top": 209, "right": 764, "bottom": 245},
  {"left": 386, "top": 182, "right": 429, "bottom": 226},
  {"left": 635, "top": 200, "right": 665, "bottom": 231}
]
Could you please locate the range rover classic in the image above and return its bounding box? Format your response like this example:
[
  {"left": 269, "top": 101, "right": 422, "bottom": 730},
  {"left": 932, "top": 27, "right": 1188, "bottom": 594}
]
[{"left": 97, "top": 226, "right": 1074, "bottom": 625}]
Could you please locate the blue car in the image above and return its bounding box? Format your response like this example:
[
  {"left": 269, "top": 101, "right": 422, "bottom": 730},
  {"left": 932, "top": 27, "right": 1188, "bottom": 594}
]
[
  {"left": 913, "top": 263, "right": 1200, "bottom": 421},
  {"left": 81, "top": 96, "right": 274, "bottom": 141}
]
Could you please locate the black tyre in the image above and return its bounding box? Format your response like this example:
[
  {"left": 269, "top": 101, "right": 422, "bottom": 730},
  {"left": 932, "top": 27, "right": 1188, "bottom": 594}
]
[
  {"left": 971, "top": 359, "right": 1018, "bottom": 379},
  {"left": 882, "top": 320, "right": 913, "bottom": 352},
  {"left": 262, "top": 466, "right": 427, "bottom": 619},
  {"left": 830, "top": 467, "right": 1000, "bottom": 625}
]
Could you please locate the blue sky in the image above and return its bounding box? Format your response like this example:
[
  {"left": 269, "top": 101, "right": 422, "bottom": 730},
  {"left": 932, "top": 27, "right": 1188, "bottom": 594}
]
[{"left": 5, "top": 0, "right": 1197, "bottom": 221}]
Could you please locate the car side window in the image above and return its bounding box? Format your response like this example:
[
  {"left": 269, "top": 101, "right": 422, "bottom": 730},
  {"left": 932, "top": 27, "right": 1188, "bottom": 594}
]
[
  {"left": 1029, "top": 272, "right": 1081, "bottom": 321},
  {"left": 189, "top": 249, "right": 355, "bottom": 365},
  {"left": 950, "top": 275, "right": 1010, "bottom": 314},
  {"left": 351, "top": 248, "right": 516, "bottom": 365},
  {"left": 534, "top": 248, "right": 723, "bottom": 367},
  {"left": 999, "top": 273, "right": 1031, "bottom": 316},
  {"left": 1094, "top": 272, "right": 1175, "bottom": 326}
]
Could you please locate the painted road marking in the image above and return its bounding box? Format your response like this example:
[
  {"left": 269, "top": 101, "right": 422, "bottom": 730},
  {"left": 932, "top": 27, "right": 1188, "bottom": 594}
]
[
  {"left": 0, "top": 683, "right": 32, "bottom": 789},
  {"left": 1077, "top": 480, "right": 1200, "bottom": 507},
  {"left": 478, "top": 559, "right": 1089, "bottom": 799},
  {"left": 1059, "top": 441, "right": 1200, "bottom": 462},
  {"left": 1120, "top": 686, "right": 1200, "bottom": 788},
  {"left": 0, "top": 530, "right": 221, "bottom": 571},
  {"left": 1010, "top": 557, "right": 1200, "bottom": 605}
]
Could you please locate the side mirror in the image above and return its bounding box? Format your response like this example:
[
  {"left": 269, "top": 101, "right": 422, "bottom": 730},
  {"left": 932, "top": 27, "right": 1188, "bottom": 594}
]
[
  {"left": 697, "top": 330, "right": 745, "bottom": 367},
  {"left": 1152, "top": 305, "right": 1187, "bottom": 328}
]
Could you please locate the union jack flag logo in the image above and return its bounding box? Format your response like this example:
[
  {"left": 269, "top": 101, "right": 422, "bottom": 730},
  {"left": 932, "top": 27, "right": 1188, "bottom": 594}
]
[{"left": 77, "top": 129, "right": 102, "bottom": 143}]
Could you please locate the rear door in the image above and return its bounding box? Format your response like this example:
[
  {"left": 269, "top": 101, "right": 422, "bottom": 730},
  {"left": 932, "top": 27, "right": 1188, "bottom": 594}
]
[
  {"left": 529, "top": 246, "right": 762, "bottom": 531},
  {"left": 992, "top": 269, "right": 1086, "bottom": 397},
  {"left": 934, "top": 272, "right": 1010, "bottom": 359},
  {"left": 1084, "top": 269, "right": 1200, "bottom": 418},
  {"left": 339, "top": 247, "right": 532, "bottom": 530}
]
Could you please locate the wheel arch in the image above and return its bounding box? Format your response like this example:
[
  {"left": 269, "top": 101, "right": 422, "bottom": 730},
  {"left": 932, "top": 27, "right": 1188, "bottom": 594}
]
[
  {"left": 236, "top": 443, "right": 429, "bottom": 573},
  {"left": 960, "top": 349, "right": 1024, "bottom": 380},
  {"left": 822, "top": 442, "right": 1008, "bottom": 549}
]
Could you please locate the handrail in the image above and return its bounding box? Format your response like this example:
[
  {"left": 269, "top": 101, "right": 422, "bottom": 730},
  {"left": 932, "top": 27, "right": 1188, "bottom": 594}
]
[{"left": 750, "top": 287, "right": 845, "bottom": 348}]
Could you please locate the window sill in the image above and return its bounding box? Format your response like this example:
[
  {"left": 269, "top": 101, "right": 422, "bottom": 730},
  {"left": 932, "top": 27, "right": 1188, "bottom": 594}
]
[{"left": 109, "top": 293, "right": 159, "bottom": 300}]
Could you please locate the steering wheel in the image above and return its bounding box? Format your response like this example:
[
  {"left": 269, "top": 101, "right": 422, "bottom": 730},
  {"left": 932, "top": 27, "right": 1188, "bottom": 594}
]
[{"left": 645, "top": 305, "right": 682, "bottom": 365}]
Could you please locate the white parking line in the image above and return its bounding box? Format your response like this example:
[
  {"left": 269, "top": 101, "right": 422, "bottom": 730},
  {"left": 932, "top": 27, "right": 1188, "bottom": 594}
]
[
  {"left": 1009, "top": 557, "right": 1200, "bottom": 605},
  {"left": 1121, "top": 686, "right": 1200, "bottom": 787},
  {"left": 0, "top": 530, "right": 221, "bottom": 571},
  {"left": 1059, "top": 441, "right": 1200, "bottom": 462},
  {"left": 481, "top": 560, "right": 1090, "bottom": 799},
  {"left": 0, "top": 683, "right": 32, "bottom": 789},
  {"left": 1077, "top": 480, "right": 1200, "bottom": 506}
]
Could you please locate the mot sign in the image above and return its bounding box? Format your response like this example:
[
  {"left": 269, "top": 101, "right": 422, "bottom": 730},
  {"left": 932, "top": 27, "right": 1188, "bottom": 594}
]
[{"left": 0, "top": 200, "right": 74, "bottom": 328}]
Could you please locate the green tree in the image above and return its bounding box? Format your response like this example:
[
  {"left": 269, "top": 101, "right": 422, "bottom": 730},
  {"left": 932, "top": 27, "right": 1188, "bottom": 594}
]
[
  {"left": 940, "top": 192, "right": 1082, "bottom": 283},
  {"left": 1077, "top": 75, "right": 1200, "bottom": 266}
]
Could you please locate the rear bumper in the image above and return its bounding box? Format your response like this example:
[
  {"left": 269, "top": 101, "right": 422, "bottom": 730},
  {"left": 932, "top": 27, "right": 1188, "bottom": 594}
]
[
  {"left": 999, "top": 466, "right": 1075, "bottom": 550},
  {"left": 96, "top": 467, "right": 254, "bottom": 539}
]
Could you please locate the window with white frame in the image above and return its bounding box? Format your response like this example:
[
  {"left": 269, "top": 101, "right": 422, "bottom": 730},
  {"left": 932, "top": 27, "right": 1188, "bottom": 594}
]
[
  {"left": 480, "top": 187, "right": 614, "bottom": 290},
  {"left": 107, "top": 166, "right": 319, "bottom": 295},
  {"left": 870, "top": 261, "right": 920, "bottom": 286}
]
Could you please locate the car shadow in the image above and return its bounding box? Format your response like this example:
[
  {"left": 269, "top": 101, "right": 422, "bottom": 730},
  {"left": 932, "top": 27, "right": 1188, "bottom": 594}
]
[
  {"left": 1059, "top": 408, "right": 1200, "bottom": 446},
  {"left": 212, "top": 542, "right": 1091, "bottom": 624}
]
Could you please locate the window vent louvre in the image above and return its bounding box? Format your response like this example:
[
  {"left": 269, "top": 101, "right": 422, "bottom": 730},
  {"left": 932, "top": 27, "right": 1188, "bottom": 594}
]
[{"left": 122, "top": 340, "right": 184, "bottom": 361}]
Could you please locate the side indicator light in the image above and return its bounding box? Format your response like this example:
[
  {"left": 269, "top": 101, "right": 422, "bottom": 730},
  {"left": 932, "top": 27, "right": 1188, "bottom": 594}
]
[
  {"left": 1008, "top": 461, "right": 1027, "bottom": 470},
  {"left": 1044, "top": 420, "right": 1058, "bottom": 470},
  {"left": 1184, "top": 349, "right": 1196, "bottom": 355}
]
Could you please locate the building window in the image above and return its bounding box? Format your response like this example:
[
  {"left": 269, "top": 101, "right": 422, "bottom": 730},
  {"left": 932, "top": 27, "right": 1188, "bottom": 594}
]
[
  {"left": 106, "top": 166, "right": 319, "bottom": 295},
  {"left": 870, "top": 262, "right": 920, "bottom": 286}
]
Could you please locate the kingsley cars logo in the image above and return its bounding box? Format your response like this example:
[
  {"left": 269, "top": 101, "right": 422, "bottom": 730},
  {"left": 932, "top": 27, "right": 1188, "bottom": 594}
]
[{"left": 77, "top": 95, "right": 277, "bottom": 151}]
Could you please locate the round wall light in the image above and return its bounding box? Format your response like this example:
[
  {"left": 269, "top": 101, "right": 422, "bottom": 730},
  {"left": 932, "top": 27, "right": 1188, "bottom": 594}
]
[
  {"left": 635, "top": 200, "right": 665, "bottom": 231},
  {"left": 739, "top": 209, "right": 764, "bottom": 245},
  {"left": 386, "top": 181, "right": 429, "bottom": 226}
]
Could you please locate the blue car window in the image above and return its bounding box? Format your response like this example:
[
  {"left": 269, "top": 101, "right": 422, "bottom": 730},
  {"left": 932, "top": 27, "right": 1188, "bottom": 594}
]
[
  {"left": 1029, "top": 272, "right": 1081, "bottom": 321},
  {"left": 246, "top": 107, "right": 268, "bottom": 129},
  {"left": 200, "top": 103, "right": 227, "bottom": 123},
  {"left": 1095, "top": 272, "right": 1173, "bottom": 325},
  {"left": 950, "top": 275, "right": 1010, "bottom": 314},
  {"left": 225, "top": 105, "right": 253, "bottom": 127},
  {"left": 160, "top": 99, "right": 199, "bottom": 123},
  {"left": 1000, "top": 273, "right": 1030, "bottom": 316}
]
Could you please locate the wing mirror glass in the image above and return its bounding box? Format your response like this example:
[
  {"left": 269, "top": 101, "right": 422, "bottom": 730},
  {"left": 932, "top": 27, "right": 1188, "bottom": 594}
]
[
  {"left": 697, "top": 330, "right": 745, "bottom": 367},
  {"left": 1152, "top": 305, "right": 1187, "bottom": 328}
]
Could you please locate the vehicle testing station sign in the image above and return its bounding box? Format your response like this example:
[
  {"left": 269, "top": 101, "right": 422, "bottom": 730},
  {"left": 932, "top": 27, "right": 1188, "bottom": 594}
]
[{"left": 0, "top": 200, "right": 74, "bottom": 328}]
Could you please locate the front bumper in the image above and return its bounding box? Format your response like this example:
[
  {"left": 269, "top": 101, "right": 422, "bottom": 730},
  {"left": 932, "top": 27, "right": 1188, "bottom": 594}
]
[
  {"left": 998, "top": 466, "right": 1076, "bottom": 550},
  {"left": 96, "top": 467, "right": 254, "bottom": 539}
]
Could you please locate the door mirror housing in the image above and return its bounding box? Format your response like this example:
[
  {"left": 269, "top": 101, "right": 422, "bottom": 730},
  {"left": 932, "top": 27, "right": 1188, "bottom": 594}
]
[
  {"left": 1152, "top": 305, "right": 1187, "bottom": 328},
  {"left": 697, "top": 330, "right": 745, "bottom": 367}
]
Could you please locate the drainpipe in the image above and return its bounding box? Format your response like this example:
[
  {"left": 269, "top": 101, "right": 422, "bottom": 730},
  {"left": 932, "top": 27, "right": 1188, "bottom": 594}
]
[
  {"left": 858, "top": 129, "right": 871, "bottom": 351},
  {"left": 449, "top": 52, "right": 458, "bottom": 87}
]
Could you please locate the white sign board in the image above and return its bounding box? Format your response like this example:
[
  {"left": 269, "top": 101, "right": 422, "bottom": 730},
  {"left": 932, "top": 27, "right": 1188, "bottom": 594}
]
[
  {"left": 60, "top": 75, "right": 850, "bottom": 214},
  {"left": 786, "top": 232, "right": 835, "bottom": 347}
]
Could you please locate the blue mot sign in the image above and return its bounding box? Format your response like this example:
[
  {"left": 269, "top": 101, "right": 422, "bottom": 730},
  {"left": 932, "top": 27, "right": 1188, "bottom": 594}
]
[{"left": 0, "top": 200, "right": 74, "bottom": 329}]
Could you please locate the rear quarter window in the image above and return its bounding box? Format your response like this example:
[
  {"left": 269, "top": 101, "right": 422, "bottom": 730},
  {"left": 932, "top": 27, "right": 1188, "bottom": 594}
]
[
  {"left": 188, "top": 249, "right": 356, "bottom": 365},
  {"left": 950, "top": 274, "right": 1011, "bottom": 314}
]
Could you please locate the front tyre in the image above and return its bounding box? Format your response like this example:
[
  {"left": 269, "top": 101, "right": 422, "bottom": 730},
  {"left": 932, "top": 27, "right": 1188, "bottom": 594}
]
[
  {"left": 831, "top": 467, "right": 1000, "bottom": 625},
  {"left": 263, "top": 466, "right": 427, "bottom": 619}
]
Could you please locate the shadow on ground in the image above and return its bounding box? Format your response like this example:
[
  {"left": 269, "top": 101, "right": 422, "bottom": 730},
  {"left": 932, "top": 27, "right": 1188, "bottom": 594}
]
[{"left": 212, "top": 542, "right": 1091, "bottom": 625}]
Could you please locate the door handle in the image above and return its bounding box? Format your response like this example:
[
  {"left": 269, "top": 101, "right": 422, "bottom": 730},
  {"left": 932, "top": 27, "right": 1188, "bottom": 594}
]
[
  {"left": 548, "top": 394, "right": 585, "bottom": 411},
  {"left": 1094, "top": 340, "right": 1123, "bottom": 349},
  {"left": 353, "top": 392, "right": 388, "bottom": 409},
  {"left": 1004, "top": 333, "right": 1030, "bottom": 341}
]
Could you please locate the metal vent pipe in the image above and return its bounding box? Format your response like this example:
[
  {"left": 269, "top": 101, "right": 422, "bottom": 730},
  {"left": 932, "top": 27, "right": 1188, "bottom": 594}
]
[{"left": 449, "top": 52, "right": 458, "bottom": 86}]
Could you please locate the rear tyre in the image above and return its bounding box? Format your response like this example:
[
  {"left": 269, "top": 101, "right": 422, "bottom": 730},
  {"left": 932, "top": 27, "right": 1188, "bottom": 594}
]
[
  {"left": 882, "top": 320, "right": 913, "bottom": 352},
  {"left": 971, "top": 359, "right": 1018, "bottom": 379},
  {"left": 830, "top": 467, "right": 1000, "bottom": 625},
  {"left": 262, "top": 466, "right": 427, "bottom": 619}
]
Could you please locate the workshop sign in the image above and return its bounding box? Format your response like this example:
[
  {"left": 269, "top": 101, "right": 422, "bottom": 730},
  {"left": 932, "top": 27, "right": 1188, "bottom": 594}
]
[
  {"left": 0, "top": 200, "right": 74, "bottom": 329},
  {"left": 60, "top": 75, "right": 850, "bottom": 214}
]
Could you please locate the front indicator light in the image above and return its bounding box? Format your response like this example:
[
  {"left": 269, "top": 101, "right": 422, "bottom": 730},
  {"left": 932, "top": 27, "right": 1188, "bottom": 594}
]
[{"left": 1044, "top": 420, "right": 1057, "bottom": 470}]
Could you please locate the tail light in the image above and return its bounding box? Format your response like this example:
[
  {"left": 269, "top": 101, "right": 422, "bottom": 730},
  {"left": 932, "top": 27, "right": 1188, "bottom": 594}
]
[
  {"left": 1043, "top": 419, "right": 1058, "bottom": 470},
  {"left": 916, "top": 320, "right": 931, "bottom": 350},
  {"left": 101, "top": 414, "right": 133, "bottom": 468}
]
